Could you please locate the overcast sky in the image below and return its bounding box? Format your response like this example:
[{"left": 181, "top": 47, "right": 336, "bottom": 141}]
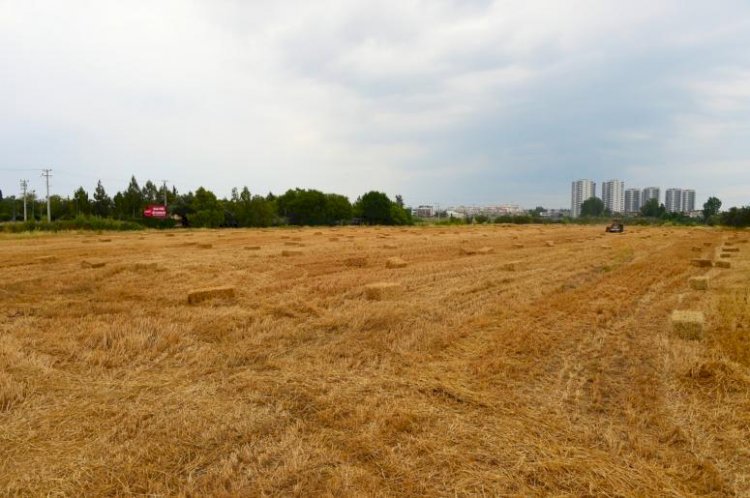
[{"left": 1, "top": 1, "right": 749, "bottom": 208}]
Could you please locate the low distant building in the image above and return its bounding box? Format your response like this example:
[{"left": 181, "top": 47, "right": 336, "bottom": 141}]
[{"left": 413, "top": 205, "right": 435, "bottom": 218}]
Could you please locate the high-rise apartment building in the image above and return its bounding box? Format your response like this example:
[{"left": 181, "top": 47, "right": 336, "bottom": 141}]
[
  {"left": 665, "top": 188, "right": 683, "bottom": 213},
  {"left": 681, "top": 189, "right": 696, "bottom": 213},
  {"left": 571, "top": 179, "right": 596, "bottom": 218},
  {"left": 624, "top": 188, "right": 642, "bottom": 213},
  {"left": 641, "top": 187, "right": 660, "bottom": 206},
  {"left": 601, "top": 180, "right": 625, "bottom": 214}
]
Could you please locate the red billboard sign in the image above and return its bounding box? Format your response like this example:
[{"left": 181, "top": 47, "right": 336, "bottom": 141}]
[{"left": 143, "top": 205, "right": 168, "bottom": 219}]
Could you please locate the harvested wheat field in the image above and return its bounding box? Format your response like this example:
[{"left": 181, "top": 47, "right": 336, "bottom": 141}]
[{"left": 1, "top": 225, "right": 749, "bottom": 496}]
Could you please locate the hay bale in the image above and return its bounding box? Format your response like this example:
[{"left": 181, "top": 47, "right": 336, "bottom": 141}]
[
  {"left": 386, "top": 257, "right": 408, "bottom": 269},
  {"left": 365, "top": 282, "right": 402, "bottom": 301},
  {"left": 477, "top": 247, "right": 493, "bottom": 254},
  {"left": 545, "top": 241, "right": 555, "bottom": 247},
  {"left": 513, "top": 243, "right": 524, "bottom": 249},
  {"left": 691, "top": 247, "right": 702, "bottom": 252},
  {"left": 329, "top": 237, "right": 340, "bottom": 242},
  {"left": 132, "top": 262, "right": 159, "bottom": 271},
  {"left": 165, "top": 233, "right": 176, "bottom": 237},
  {"left": 35, "top": 256, "right": 57, "bottom": 263},
  {"left": 690, "top": 258, "right": 713, "bottom": 268},
  {"left": 344, "top": 256, "right": 368, "bottom": 267},
  {"left": 187, "top": 286, "right": 236, "bottom": 305},
  {"left": 599, "top": 244, "right": 612, "bottom": 249},
  {"left": 383, "top": 243, "right": 398, "bottom": 249},
  {"left": 99, "top": 238, "right": 112, "bottom": 243},
  {"left": 197, "top": 243, "right": 212, "bottom": 249},
  {"left": 671, "top": 310, "right": 704, "bottom": 340},
  {"left": 281, "top": 250, "right": 302, "bottom": 257},
  {"left": 284, "top": 241, "right": 304, "bottom": 247},
  {"left": 720, "top": 253, "right": 731, "bottom": 258},
  {"left": 703, "top": 242, "right": 712, "bottom": 247},
  {"left": 722, "top": 247, "right": 739, "bottom": 253},
  {"left": 689, "top": 276, "right": 709, "bottom": 290},
  {"left": 502, "top": 260, "right": 521, "bottom": 271},
  {"left": 81, "top": 260, "right": 106, "bottom": 269},
  {"left": 460, "top": 247, "right": 477, "bottom": 256},
  {"left": 715, "top": 260, "right": 731, "bottom": 269}
]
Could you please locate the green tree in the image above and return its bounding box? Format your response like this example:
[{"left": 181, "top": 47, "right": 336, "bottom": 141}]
[
  {"left": 73, "top": 187, "right": 91, "bottom": 216},
  {"left": 141, "top": 180, "right": 160, "bottom": 204},
  {"left": 702, "top": 196, "right": 722, "bottom": 221},
  {"left": 92, "top": 181, "right": 112, "bottom": 217},
  {"left": 580, "top": 197, "right": 604, "bottom": 217},
  {"left": 325, "top": 193, "right": 352, "bottom": 225},
  {"left": 276, "top": 188, "right": 328, "bottom": 225},
  {"left": 123, "top": 176, "right": 144, "bottom": 218},
  {"left": 190, "top": 187, "right": 224, "bottom": 227},
  {"left": 354, "top": 191, "right": 393, "bottom": 225},
  {"left": 640, "top": 198, "right": 666, "bottom": 218}
]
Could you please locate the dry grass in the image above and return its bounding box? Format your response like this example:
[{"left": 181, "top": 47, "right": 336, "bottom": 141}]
[{"left": 1, "top": 225, "right": 749, "bottom": 496}]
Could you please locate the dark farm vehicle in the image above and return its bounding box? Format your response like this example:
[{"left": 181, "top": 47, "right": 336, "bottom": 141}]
[{"left": 605, "top": 219, "right": 624, "bottom": 233}]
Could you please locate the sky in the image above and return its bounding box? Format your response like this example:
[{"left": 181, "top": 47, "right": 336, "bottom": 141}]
[{"left": 1, "top": 1, "right": 749, "bottom": 209}]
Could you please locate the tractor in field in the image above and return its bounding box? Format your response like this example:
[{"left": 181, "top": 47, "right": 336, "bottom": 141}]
[{"left": 605, "top": 219, "right": 624, "bottom": 233}]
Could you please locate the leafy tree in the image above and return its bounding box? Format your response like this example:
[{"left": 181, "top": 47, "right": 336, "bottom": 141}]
[
  {"left": 702, "top": 196, "right": 722, "bottom": 221},
  {"left": 190, "top": 187, "right": 224, "bottom": 227},
  {"left": 92, "top": 181, "right": 112, "bottom": 217},
  {"left": 395, "top": 194, "right": 404, "bottom": 208},
  {"left": 276, "top": 188, "right": 328, "bottom": 225},
  {"left": 580, "top": 197, "right": 604, "bottom": 217},
  {"left": 123, "top": 176, "right": 144, "bottom": 218},
  {"left": 325, "top": 193, "right": 352, "bottom": 225},
  {"left": 354, "top": 191, "right": 393, "bottom": 224},
  {"left": 640, "top": 198, "right": 666, "bottom": 218},
  {"left": 720, "top": 206, "right": 750, "bottom": 227},
  {"left": 141, "top": 180, "right": 160, "bottom": 203},
  {"left": 73, "top": 187, "right": 91, "bottom": 216}
]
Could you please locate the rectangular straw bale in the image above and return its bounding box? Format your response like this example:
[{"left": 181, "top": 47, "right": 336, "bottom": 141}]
[
  {"left": 513, "top": 243, "right": 524, "bottom": 249},
  {"left": 460, "top": 247, "right": 477, "bottom": 256},
  {"left": 688, "top": 276, "right": 709, "bottom": 290},
  {"left": 715, "top": 260, "right": 731, "bottom": 268},
  {"left": 365, "top": 282, "right": 402, "bottom": 301},
  {"left": 477, "top": 247, "right": 493, "bottom": 254},
  {"left": 720, "top": 253, "right": 731, "bottom": 258},
  {"left": 671, "top": 310, "right": 704, "bottom": 340},
  {"left": 81, "top": 260, "right": 106, "bottom": 269},
  {"left": 545, "top": 241, "right": 555, "bottom": 247},
  {"left": 690, "top": 258, "right": 713, "bottom": 268},
  {"left": 35, "top": 256, "right": 57, "bottom": 263},
  {"left": 187, "top": 286, "right": 236, "bottom": 304},
  {"left": 502, "top": 260, "right": 521, "bottom": 271},
  {"left": 197, "top": 243, "right": 212, "bottom": 249},
  {"left": 383, "top": 243, "right": 398, "bottom": 249},
  {"left": 329, "top": 237, "right": 340, "bottom": 242},
  {"left": 386, "top": 257, "right": 408, "bottom": 268},
  {"left": 244, "top": 246, "right": 261, "bottom": 250},
  {"left": 703, "top": 242, "right": 712, "bottom": 247},
  {"left": 691, "top": 247, "right": 702, "bottom": 252},
  {"left": 344, "top": 257, "right": 368, "bottom": 267},
  {"left": 281, "top": 250, "right": 302, "bottom": 257},
  {"left": 132, "top": 262, "right": 159, "bottom": 270},
  {"left": 722, "top": 247, "right": 739, "bottom": 252},
  {"left": 284, "top": 241, "right": 304, "bottom": 247},
  {"left": 99, "top": 238, "right": 112, "bottom": 242}
]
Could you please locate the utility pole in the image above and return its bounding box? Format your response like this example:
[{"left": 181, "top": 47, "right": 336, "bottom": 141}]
[
  {"left": 41, "top": 169, "right": 52, "bottom": 222},
  {"left": 161, "top": 179, "right": 168, "bottom": 206},
  {"left": 20, "top": 179, "right": 28, "bottom": 221}
]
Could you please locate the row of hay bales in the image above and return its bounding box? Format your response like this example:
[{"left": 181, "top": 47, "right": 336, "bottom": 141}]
[{"left": 675, "top": 238, "right": 744, "bottom": 339}]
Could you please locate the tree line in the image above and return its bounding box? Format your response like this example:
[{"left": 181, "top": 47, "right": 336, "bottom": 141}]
[
  {"left": 577, "top": 195, "right": 748, "bottom": 226},
  {"left": 0, "top": 176, "right": 413, "bottom": 227}
]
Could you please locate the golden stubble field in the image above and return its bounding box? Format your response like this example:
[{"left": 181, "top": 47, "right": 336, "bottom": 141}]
[{"left": 1, "top": 224, "right": 749, "bottom": 496}]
